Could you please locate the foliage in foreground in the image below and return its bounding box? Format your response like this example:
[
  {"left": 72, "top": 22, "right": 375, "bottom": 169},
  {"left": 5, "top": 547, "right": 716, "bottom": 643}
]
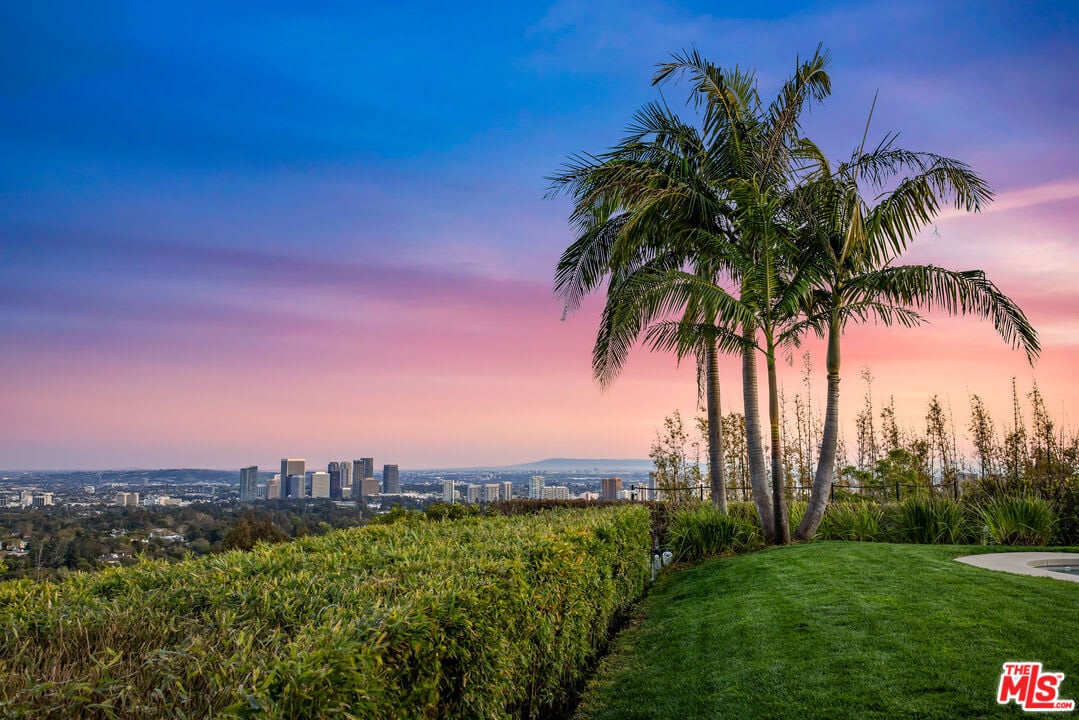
[
  {"left": 813, "top": 495, "right": 1060, "bottom": 546},
  {"left": 667, "top": 505, "right": 757, "bottom": 562},
  {"left": 575, "top": 542, "right": 1079, "bottom": 720},
  {"left": 0, "top": 506, "right": 651, "bottom": 719},
  {"left": 978, "top": 495, "right": 1057, "bottom": 546}
]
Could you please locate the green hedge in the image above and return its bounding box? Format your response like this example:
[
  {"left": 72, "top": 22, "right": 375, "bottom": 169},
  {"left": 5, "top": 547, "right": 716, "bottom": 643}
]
[{"left": 0, "top": 506, "right": 650, "bottom": 719}]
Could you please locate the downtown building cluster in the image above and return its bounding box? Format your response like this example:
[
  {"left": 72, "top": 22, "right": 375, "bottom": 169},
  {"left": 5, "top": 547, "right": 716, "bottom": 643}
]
[{"left": 238, "top": 458, "right": 400, "bottom": 502}]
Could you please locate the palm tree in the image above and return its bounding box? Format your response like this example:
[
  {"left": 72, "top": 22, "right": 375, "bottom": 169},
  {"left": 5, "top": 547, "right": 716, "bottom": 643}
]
[
  {"left": 551, "top": 48, "right": 832, "bottom": 543},
  {"left": 644, "top": 47, "right": 832, "bottom": 544},
  {"left": 550, "top": 101, "right": 733, "bottom": 512},
  {"left": 789, "top": 132, "right": 1040, "bottom": 540}
]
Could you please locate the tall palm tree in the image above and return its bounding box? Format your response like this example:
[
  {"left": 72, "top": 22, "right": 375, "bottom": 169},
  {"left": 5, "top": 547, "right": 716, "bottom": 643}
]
[
  {"left": 788, "top": 133, "right": 1040, "bottom": 540},
  {"left": 550, "top": 101, "right": 733, "bottom": 512},
  {"left": 551, "top": 48, "right": 832, "bottom": 543},
  {"left": 645, "top": 47, "right": 832, "bottom": 544}
]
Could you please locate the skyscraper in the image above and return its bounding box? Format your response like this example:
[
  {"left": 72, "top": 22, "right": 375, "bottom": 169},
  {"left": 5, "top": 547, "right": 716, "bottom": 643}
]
[
  {"left": 266, "top": 476, "right": 280, "bottom": 500},
  {"left": 601, "top": 477, "right": 622, "bottom": 501},
  {"left": 382, "top": 464, "right": 400, "bottom": 494},
  {"left": 339, "top": 460, "right": 352, "bottom": 493},
  {"left": 442, "top": 478, "right": 455, "bottom": 503},
  {"left": 529, "top": 475, "right": 545, "bottom": 499},
  {"left": 327, "top": 462, "right": 342, "bottom": 500},
  {"left": 361, "top": 477, "right": 380, "bottom": 497},
  {"left": 280, "top": 459, "right": 305, "bottom": 499},
  {"left": 351, "top": 458, "right": 373, "bottom": 496},
  {"left": 311, "top": 472, "right": 331, "bottom": 499},
  {"left": 240, "top": 465, "right": 259, "bottom": 502},
  {"left": 484, "top": 483, "right": 501, "bottom": 503},
  {"left": 500, "top": 481, "right": 513, "bottom": 501},
  {"left": 286, "top": 474, "right": 303, "bottom": 499}
]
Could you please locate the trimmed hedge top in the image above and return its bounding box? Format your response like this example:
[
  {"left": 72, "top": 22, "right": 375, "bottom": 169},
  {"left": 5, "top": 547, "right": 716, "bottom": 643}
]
[{"left": 0, "top": 505, "right": 651, "bottom": 719}]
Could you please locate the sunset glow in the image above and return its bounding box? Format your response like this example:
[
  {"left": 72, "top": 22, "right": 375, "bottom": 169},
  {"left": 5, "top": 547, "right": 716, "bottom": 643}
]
[{"left": 2, "top": 2, "right": 1077, "bottom": 469}]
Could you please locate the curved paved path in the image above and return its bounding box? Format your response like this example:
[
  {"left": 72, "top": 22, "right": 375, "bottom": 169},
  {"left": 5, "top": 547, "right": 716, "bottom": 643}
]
[{"left": 956, "top": 552, "right": 1079, "bottom": 583}]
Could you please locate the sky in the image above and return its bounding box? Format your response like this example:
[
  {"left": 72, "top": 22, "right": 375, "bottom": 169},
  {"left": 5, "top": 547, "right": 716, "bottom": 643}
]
[{"left": 2, "top": 1, "right": 1077, "bottom": 471}]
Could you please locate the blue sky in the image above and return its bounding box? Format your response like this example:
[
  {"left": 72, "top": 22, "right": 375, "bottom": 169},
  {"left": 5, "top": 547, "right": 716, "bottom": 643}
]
[{"left": 2, "top": 1, "right": 1077, "bottom": 468}]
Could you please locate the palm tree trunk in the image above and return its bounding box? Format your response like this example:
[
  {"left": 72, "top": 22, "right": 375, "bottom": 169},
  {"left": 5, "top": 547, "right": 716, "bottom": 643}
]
[
  {"left": 705, "top": 339, "right": 726, "bottom": 512},
  {"left": 767, "top": 348, "right": 791, "bottom": 544},
  {"left": 742, "top": 333, "right": 774, "bottom": 543},
  {"left": 796, "top": 313, "right": 841, "bottom": 540}
]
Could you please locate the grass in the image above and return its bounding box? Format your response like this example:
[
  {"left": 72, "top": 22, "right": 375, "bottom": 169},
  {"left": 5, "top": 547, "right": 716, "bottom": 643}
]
[{"left": 574, "top": 542, "right": 1079, "bottom": 720}]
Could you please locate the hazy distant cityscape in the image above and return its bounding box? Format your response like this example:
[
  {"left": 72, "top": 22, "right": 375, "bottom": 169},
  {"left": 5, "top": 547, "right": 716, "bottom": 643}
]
[{"left": 0, "top": 458, "right": 655, "bottom": 512}]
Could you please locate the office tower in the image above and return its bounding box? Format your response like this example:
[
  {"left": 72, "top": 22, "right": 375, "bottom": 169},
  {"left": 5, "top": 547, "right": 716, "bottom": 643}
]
[
  {"left": 280, "top": 458, "right": 305, "bottom": 498},
  {"left": 483, "top": 484, "right": 501, "bottom": 504},
  {"left": 542, "top": 486, "right": 569, "bottom": 500},
  {"left": 529, "top": 475, "right": 545, "bottom": 500},
  {"left": 442, "top": 478, "right": 455, "bottom": 503},
  {"left": 339, "top": 460, "right": 352, "bottom": 492},
  {"left": 383, "top": 464, "right": 400, "bottom": 494},
  {"left": 361, "top": 477, "right": 380, "bottom": 497},
  {"left": 266, "top": 476, "right": 281, "bottom": 500},
  {"left": 351, "top": 460, "right": 365, "bottom": 497},
  {"left": 286, "top": 475, "right": 303, "bottom": 499},
  {"left": 240, "top": 465, "right": 259, "bottom": 502},
  {"left": 357, "top": 458, "right": 374, "bottom": 481},
  {"left": 311, "top": 472, "right": 331, "bottom": 499},
  {"left": 466, "top": 484, "right": 483, "bottom": 504},
  {"left": 601, "top": 477, "right": 623, "bottom": 501},
  {"left": 500, "top": 481, "right": 513, "bottom": 501},
  {"left": 327, "top": 462, "right": 342, "bottom": 500}
]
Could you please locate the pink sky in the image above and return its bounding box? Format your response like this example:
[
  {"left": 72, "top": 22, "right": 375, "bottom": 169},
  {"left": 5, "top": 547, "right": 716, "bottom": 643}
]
[{"left": 1, "top": 3, "right": 1076, "bottom": 470}]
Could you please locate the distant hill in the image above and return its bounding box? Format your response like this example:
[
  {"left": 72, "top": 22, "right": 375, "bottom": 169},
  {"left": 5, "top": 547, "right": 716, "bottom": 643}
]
[{"left": 499, "top": 458, "right": 653, "bottom": 473}]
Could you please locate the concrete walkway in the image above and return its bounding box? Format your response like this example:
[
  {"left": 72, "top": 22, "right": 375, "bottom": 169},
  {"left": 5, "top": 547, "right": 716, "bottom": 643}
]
[{"left": 956, "top": 552, "right": 1079, "bottom": 583}]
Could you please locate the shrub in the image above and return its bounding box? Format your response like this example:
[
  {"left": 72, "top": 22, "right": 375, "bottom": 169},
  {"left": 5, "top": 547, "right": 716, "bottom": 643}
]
[
  {"left": 890, "top": 495, "right": 970, "bottom": 544},
  {"left": 978, "top": 495, "right": 1057, "bottom": 546},
  {"left": 728, "top": 501, "right": 764, "bottom": 546},
  {"left": 667, "top": 504, "right": 757, "bottom": 563},
  {"left": 818, "top": 502, "right": 886, "bottom": 541},
  {"left": 787, "top": 500, "right": 807, "bottom": 537},
  {"left": 493, "top": 499, "right": 674, "bottom": 550},
  {"left": 0, "top": 506, "right": 650, "bottom": 719}
]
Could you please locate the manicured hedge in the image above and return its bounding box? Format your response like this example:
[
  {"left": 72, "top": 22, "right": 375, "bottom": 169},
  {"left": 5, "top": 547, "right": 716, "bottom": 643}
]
[{"left": 0, "top": 506, "right": 650, "bottom": 719}]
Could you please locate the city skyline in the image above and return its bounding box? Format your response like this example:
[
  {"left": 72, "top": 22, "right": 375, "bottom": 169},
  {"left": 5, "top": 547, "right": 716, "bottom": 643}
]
[{"left": 2, "top": 3, "right": 1077, "bottom": 469}]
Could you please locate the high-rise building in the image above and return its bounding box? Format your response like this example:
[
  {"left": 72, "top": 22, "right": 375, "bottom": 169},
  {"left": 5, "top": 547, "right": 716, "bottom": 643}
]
[
  {"left": 286, "top": 475, "right": 303, "bottom": 499},
  {"left": 542, "top": 486, "right": 570, "bottom": 500},
  {"left": 466, "top": 484, "right": 483, "bottom": 504},
  {"left": 383, "top": 464, "right": 400, "bottom": 494},
  {"left": 442, "top": 478, "right": 455, "bottom": 503},
  {"left": 311, "top": 472, "right": 331, "bottom": 499},
  {"left": 280, "top": 459, "right": 305, "bottom": 499},
  {"left": 529, "top": 476, "right": 545, "bottom": 500},
  {"left": 266, "top": 476, "right": 281, "bottom": 500},
  {"left": 339, "top": 460, "right": 352, "bottom": 491},
  {"left": 500, "top": 481, "right": 513, "bottom": 501},
  {"left": 327, "top": 462, "right": 342, "bottom": 500},
  {"left": 601, "top": 477, "right": 623, "bottom": 501},
  {"left": 360, "top": 477, "right": 380, "bottom": 497},
  {"left": 483, "top": 483, "right": 501, "bottom": 503},
  {"left": 240, "top": 465, "right": 259, "bottom": 502}
]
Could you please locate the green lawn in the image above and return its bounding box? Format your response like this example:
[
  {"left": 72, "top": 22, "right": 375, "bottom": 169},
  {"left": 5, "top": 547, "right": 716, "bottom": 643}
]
[{"left": 575, "top": 543, "right": 1079, "bottom": 720}]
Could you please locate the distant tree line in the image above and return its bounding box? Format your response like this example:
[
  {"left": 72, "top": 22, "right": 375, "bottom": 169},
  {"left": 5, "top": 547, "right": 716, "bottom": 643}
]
[{"left": 0, "top": 499, "right": 370, "bottom": 582}]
